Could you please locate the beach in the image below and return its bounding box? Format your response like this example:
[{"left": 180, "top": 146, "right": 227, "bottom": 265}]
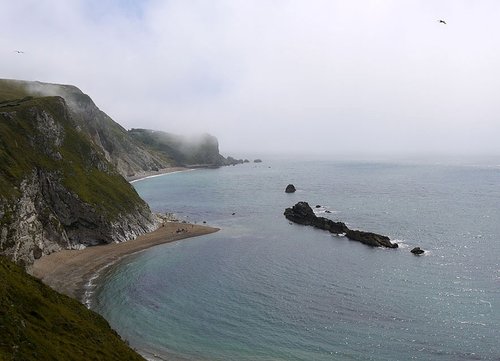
[
  {"left": 126, "top": 167, "right": 192, "bottom": 183},
  {"left": 31, "top": 222, "right": 219, "bottom": 303}
]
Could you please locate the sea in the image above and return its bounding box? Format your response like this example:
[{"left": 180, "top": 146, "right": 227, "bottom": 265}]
[{"left": 91, "top": 158, "right": 500, "bottom": 361}]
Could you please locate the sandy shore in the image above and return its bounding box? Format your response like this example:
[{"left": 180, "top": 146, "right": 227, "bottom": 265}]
[
  {"left": 31, "top": 222, "right": 219, "bottom": 302},
  {"left": 126, "top": 167, "right": 192, "bottom": 183}
]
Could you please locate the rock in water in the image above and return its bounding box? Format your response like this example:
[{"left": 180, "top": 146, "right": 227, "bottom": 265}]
[
  {"left": 411, "top": 247, "right": 425, "bottom": 255},
  {"left": 285, "top": 184, "right": 296, "bottom": 193},
  {"left": 345, "top": 229, "right": 397, "bottom": 248},
  {"left": 284, "top": 201, "right": 398, "bottom": 248},
  {"left": 284, "top": 202, "right": 348, "bottom": 234}
]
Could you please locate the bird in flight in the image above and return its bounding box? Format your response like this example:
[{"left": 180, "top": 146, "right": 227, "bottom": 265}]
[
  {"left": 438, "top": 19, "right": 447, "bottom": 24},
  {"left": 14, "top": 50, "right": 24, "bottom": 54}
]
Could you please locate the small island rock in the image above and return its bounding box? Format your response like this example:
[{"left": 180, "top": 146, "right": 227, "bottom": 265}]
[
  {"left": 411, "top": 247, "right": 425, "bottom": 255},
  {"left": 285, "top": 184, "right": 296, "bottom": 193},
  {"left": 284, "top": 201, "right": 398, "bottom": 248}
]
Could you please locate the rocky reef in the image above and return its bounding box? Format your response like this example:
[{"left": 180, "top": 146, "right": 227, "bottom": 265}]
[
  {"left": 284, "top": 202, "right": 398, "bottom": 248},
  {"left": 285, "top": 184, "right": 296, "bottom": 193}
]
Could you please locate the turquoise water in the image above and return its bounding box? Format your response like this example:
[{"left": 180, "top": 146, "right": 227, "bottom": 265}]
[{"left": 93, "top": 160, "right": 500, "bottom": 360}]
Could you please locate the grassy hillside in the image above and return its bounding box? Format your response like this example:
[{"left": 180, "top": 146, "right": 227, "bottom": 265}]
[
  {"left": 129, "top": 128, "right": 224, "bottom": 166},
  {"left": 0, "top": 95, "right": 143, "bottom": 218},
  {"left": 0, "top": 79, "right": 173, "bottom": 177},
  {"left": 0, "top": 84, "right": 157, "bottom": 265},
  {"left": 0, "top": 256, "right": 145, "bottom": 361}
]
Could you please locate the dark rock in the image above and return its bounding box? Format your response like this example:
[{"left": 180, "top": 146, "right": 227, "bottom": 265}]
[
  {"left": 223, "top": 156, "right": 244, "bottom": 166},
  {"left": 33, "top": 246, "right": 43, "bottom": 260},
  {"left": 315, "top": 205, "right": 321, "bottom": 208},
  {"left": 284, "top": 201, "right": 397, "bottom": 248},
  {"left": 285, "top": 184, "right": 296, "bottom": 193},
  {"left": 345, "top": 229, "right": 398, "bottom": 248},
  {"left": 254, "top": 159, "right": 262, "bottom": 163},
  {"left": 325, "top": 210, "right": 331, "bottom": 213},
  {"left": 284, "top": 202, "right": 348, "bottom": 234},
  {"left": 411, "top": 247, "right": 425, "bottom": 255}
]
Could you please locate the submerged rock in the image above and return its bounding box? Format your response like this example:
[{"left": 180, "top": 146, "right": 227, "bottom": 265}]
[
  {"left": 284, "top": 201, "right": 398, "bottom": 248},
  {"left": 285, "top": 184, "right": 296, "bottom": 193},
  {"left": 411, "top": 247, "right": 425, "bottom": 255}
]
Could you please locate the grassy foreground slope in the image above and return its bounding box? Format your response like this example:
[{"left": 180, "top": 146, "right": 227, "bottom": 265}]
[{"left": 0, "top": 256, "right": 144, "bottom": 361}]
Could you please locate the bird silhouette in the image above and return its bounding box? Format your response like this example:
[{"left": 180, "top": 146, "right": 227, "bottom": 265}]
[
  {"left": 14, "top": 50, "right": 24, "bottom": 54},
  {"left": 438, "top": 19, "right": 447, "bottom": 24}
]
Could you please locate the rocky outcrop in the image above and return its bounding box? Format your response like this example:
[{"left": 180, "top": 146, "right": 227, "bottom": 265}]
[
  {"left": 284, "top": 202, "right": 398, "bottom": 248},
  {"left": 345, "top": 229, "right": 396, "bottom": 248},
  {"left": 222, "top": 156, "right": 244, "bottom": 166},
  {"left": 285, "top": 184, "right": 296, "bottom": 193},
  {"left": 411, "top": 247, "right": 425, "bottom": 255},
  {"left": 0, "top": 94, "right": 158, "bottom": 266}
]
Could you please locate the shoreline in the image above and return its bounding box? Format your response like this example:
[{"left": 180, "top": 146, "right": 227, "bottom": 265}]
[
  {"left": 31, "top": 222, "right": 219, "bottom": 303},
  {"left": 126, "top": 167, "right": 193, "bottom": 183}
]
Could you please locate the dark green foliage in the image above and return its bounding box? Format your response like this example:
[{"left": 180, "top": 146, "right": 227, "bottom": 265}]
[{"left": 0, "top": 256, "right": 145, "bottom": 361}]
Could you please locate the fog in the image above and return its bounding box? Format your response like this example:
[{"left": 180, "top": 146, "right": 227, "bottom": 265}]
[{"left": 1, "top": 1, "right": 500, "bottom": 159}]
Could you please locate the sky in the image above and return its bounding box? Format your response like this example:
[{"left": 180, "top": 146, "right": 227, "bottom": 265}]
[{"left": 1, "top": 0, "right": 500, "bottom": 159}]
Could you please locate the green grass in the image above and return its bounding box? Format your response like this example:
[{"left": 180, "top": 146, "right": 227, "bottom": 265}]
[
  {"left": 0, "top": 79, "right": 32, "bottom": 102},
  {"left": 0, "top": 95, "right": 145, "bottom": 218},
  {"left": 0, "top": 256, "right": 145, "bottom": 361}
]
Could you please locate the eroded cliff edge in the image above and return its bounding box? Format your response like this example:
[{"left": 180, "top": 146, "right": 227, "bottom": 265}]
[{"left": 0, "top": 94, "right": 158, "bottom": 266}]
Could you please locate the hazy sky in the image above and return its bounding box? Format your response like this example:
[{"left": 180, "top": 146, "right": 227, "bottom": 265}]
[{"left": 2, "top": 1, "right": 500, "bottom": 158}]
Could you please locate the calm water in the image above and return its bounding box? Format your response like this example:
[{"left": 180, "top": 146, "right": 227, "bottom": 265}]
[{"left": 92, "top": 160, "right": 500, "bottom": 361}]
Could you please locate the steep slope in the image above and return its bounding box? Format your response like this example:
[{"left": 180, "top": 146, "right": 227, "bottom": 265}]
[
  {"left": 128, "top": 128, "right": 227, "bottom": 167},
  {"left": 0, "top": 79, "right": 242, "bottom": 175},
  {"left": 0, "top": 95, "right": 157, "bottom": 266},
  {"left": 0, "top": 256, "right": 145, "bottom": 361},
  {"left": 0, "top": 79, "right": 173, "bottom": 177}
]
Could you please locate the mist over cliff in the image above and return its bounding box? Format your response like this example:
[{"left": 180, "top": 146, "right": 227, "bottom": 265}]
[{"left": 0, "top": 78, "right": 242, "bottom": 266}]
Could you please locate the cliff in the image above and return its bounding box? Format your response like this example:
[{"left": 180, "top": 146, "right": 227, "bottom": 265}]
[
  {"left": 129, "top": 128, "right": 226, "bottom": 167},
  {"left": 0, "top": 90, "right": 158, "bottom": 266},
  {"left": 0, "top": 80, "right": 241, "bottom": 176},
  {"left": 0, "top": 255, "right": 145, "bottom": 360},
  {"left": 0, "top": 79, "right": 173, "bottom": 178}
]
